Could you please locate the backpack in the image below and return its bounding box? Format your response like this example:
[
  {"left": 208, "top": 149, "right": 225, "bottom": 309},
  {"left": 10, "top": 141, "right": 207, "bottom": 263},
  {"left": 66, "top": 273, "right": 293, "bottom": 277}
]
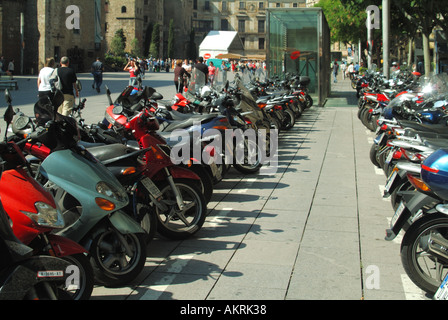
[{"left": 49, "top": 68, "right": 63, "bottom": 91}]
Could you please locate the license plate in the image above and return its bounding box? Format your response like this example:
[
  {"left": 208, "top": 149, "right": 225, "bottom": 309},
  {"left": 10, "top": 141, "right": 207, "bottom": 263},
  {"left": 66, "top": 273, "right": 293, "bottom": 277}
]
[
  {"left": 141, "top": 177, "right": 163, "bottom": 199},
  {"left": 210, "top": 161, "right": 221, "bottom": 181},
  {"left": 390, "top": 201, "right": 406, "bottom": 228},
  {"left": 374, "top": 132, "right": 385, "bottom": 145},
  {"left": 434, "top": 273, "right": 448, "bottom": 300},
  {"left": 385, "top": 149, "right": 394, "bottom": 164},
  {"left": 385, "top": 168, "right": 398, "bottom": 193}
]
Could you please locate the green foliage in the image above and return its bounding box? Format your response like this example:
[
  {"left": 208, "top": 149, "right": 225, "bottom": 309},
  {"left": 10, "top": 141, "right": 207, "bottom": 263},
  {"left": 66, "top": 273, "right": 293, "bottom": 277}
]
[
  {"left": 130, "top": 38, "right": 142, "bottom": 57},
  {"left": 149, "top": 23, "right": 160, "bottom": 58},
  {"left": 167, "top": 19, "right": 175, "bottom": 59},
  {"left": 109, "top": 29, "right": 126, "bottom": 56},
  {"left": 104, "top": 54, "right": 127, "bottom": 69}
]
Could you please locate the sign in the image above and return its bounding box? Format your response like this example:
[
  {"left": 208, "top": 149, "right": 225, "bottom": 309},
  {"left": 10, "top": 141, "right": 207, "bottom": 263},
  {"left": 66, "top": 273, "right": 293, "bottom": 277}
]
[
  {"left": 290, "top": 51, "right": 300, "bottom": 60},
  {"left": 203, "top": 53, "right": 211, "bottom": 59}
]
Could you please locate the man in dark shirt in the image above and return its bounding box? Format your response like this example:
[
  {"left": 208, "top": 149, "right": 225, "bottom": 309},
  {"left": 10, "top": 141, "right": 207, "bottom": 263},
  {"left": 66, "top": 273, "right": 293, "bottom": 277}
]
[
  {"left": 57, "top": 56, "right": 78, "bottom": 116},
  {"left": 91, "top": 57, "right": 104, "bottom": 93},
  {"left": 194, "top": 57, "right": 209, "bottom": 83}
]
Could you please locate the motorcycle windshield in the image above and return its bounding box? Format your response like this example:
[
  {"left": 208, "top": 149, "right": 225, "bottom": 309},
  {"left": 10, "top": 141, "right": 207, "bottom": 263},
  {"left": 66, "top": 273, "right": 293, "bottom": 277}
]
[
  {"left": 233, "top": 77, "right": 265, "bottom": 127},
  {"left": 186, "top": 68, "right": 207, "bottom": 101}
]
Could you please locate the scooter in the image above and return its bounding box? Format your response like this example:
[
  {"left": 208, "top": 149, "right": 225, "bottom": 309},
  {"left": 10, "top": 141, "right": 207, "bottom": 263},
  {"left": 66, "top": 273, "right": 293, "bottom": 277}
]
[{"left": 15, "top": 90, "right": 148, "bottom": 287}]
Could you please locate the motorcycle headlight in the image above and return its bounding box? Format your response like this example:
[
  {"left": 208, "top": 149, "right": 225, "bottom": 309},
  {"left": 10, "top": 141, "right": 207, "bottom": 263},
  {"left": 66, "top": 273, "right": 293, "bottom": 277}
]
[
  {"left": 96, "top": 181, "right": 126, "bottom": 202},
  {"left": 21, "top": 202, "right": 65, "bottom": 229}
]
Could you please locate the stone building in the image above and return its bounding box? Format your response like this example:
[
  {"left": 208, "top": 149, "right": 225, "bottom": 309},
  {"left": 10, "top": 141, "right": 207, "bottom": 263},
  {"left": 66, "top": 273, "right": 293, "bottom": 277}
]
[{"left": 0, "top": 0, "right": 105, "bottom": 74}]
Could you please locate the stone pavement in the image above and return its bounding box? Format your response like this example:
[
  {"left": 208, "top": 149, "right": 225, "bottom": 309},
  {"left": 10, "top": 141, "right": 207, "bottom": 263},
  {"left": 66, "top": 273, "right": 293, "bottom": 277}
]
[{"left": 0, "top": 72, "right": 431, "bottom": 301}]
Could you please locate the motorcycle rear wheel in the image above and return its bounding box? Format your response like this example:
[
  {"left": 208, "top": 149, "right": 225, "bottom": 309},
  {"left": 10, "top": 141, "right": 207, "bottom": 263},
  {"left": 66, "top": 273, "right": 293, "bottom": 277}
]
[
  {"left": 401, "top": 213, "right": 448, "bottom": 294},
  {"left": 281, "top": 109, "right": 295, "bottom": 130}
]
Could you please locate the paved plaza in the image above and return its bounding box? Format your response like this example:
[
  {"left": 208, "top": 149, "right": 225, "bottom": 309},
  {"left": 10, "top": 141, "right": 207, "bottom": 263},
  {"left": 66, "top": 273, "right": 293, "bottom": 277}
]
[{"left": 0, "top": 71, "right": 432, "bottom": 301}]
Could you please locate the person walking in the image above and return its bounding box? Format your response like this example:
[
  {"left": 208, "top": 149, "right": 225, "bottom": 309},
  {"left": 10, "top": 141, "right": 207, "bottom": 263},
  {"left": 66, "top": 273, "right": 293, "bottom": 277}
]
[
  {"left": 173, "top": 59, "right": 190, "bottom": 93},
  {"left": 91, "top": 57, "right": 104, "bottom": 93},
  {"left": 56, "top": 56, "right": 78, "bottom": 116},
  {"left": 332, "top": 59, "right": 339, "bottom": 83},
  {"left": 220, "top": 60, "right": 228, "bottom": 84},
  {"left": 341, "top": 61, "right": 347, "bottom": 80},
  {"left": 37, "top": 57, "right": 56, "bottom": 100},
  {"left": 7, "top": 59, "right": 14, "bottom": 79},
  {"left": 208, "top": 61, "right": 217, "bottom": 86}
]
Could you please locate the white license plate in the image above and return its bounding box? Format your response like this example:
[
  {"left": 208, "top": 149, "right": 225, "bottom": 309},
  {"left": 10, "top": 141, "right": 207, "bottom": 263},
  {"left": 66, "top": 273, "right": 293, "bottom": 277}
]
[
  {"left": 385, "top": 169, "right": 398, "bottom": 193},
  {"left": 385, "top": 149, "right": 394, "bottom": 164},
  {"left": 390, "top": 201, "right": 406, "bottom": 228},
  {"left": 434, "top": 273, "right": 448, "bottom": 300},
  {"left": 141, "top": 177, "right": 163, "bottom": 199}
]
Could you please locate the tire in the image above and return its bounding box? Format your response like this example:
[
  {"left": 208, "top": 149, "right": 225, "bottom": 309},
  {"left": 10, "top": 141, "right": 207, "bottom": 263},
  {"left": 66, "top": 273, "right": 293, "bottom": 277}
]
[
  {"left": 233, "top": 137, "right": 263, "bottom": 174},
  {"left": 281, "top": 109, "right": 295, "bottom": 130},
  {"left": 61, "top": 253, "right": 94, "bottom": 300},
  {"left": 369, "top": 143, "right": 380, "bottom": 167},
  {"left": 188, "top": 164, "right": 214, "bottom": 204},
  {"left": 154, "top": 179, "right": 206, "bottom": 240},
  {"left": 305, "top": 95, "right": 313, "bottom": 108},
  {"left": 401, "top": 213, "right": 448, "bottom": 294},
  {"left": 90, "top": 228, "right": 147, "bottom": 287}
]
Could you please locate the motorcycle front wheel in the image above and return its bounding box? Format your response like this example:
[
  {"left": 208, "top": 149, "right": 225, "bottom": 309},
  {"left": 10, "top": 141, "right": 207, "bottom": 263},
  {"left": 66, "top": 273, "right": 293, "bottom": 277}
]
[
  {"left": 154, "top": 179, "right": 206, "bottom": 240},
  {"left": 90, "top": 228, "right": 147, "bottom": 287},
  {"left": 61, "top": 253, "right": 94, "bottom": 300},
  {"left": 401, "top": 213, "right": 448, "bottom": 294}
]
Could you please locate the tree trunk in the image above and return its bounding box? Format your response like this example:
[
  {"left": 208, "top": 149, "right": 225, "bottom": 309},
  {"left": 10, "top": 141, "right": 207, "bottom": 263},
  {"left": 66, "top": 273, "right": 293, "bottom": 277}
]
[{"left": 423, "top": 32, "right": 431, "bottom": 75}]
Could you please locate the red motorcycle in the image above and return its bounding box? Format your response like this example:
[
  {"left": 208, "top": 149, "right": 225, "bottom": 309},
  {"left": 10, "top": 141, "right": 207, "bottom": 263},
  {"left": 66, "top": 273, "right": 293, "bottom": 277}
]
[
  {"left": 0, "top": 101, "right": 94, "bottom": 300},
  {"left": 96, "top": 86, "right": 207, "bottom": 240}
]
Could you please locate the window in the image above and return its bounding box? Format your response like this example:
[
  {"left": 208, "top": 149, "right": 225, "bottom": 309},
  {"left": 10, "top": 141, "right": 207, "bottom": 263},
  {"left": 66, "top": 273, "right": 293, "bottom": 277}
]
[
  {"left": 239, "top": 2, "right": 245, "bottom": 9},
  {"left": 259, "top": 2, "right": 264, "bottom": 9},
  {"left": 222, "top": 1, "right": 227, "bottom": 11},
  {"left": 204, "top": 1, "right": 210, "bottom": 10},
  {"left": 193, "top": 0, "right": 197, "bottom": 10},
  {"left": 276, "top": 3, "right": 280, "bottom": 7},
  {"left": 293, "top": 3, "right": 298, "bottom": 7},
  {"left": 221, "top": 19, "right": 229, "bottom": 31},
  {"left": 121, "top": 6, "right": 127, "bottom": 13},
  {"left": 258, "top": 20, "right": 265, "bottom": 33},
  {"left": 238, "top": 19, "right": 245, "bottom": 33},
  {"left": 259, "top": 38, "right": 265, "bottom": 50}
]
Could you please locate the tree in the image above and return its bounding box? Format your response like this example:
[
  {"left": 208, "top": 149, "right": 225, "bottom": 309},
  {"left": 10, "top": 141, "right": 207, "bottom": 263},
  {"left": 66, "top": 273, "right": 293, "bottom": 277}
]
[
  {"left": 109, "top": 29, "right": 126, "bottom": 56},
  {"left": 130, "top": 38, "right": 142, "bottom": 57},
  {"left": 167, "top": 19, "right": 175, "bottom": 59},
  {"left": 149, "top": 23, "right": 160, "bottom": 58}
]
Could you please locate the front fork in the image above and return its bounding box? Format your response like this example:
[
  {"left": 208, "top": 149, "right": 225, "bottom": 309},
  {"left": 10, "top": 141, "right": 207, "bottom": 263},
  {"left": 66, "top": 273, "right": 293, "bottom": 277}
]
[{"left": 165, "top": 167, "right": 185, "bottom": 210}]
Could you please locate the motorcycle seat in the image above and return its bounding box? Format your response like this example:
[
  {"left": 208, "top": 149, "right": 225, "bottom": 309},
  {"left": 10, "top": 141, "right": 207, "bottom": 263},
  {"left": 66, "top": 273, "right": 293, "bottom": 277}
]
[
  {"left": 160, "top": 114, "right": 217, "bottom": 132},
  {"left": 87, "top": 143, "right": 131, "bottom": 162},
  {"left": 399, "top": 120, "right": 448, "bottom": 134},
  {"left": 423, "top": 138, "right": 448, "bottom": 150}
]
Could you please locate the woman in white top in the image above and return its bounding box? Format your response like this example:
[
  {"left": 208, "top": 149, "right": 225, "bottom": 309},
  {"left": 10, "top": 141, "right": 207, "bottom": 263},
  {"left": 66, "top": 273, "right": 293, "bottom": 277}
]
[{"left": 37, "top": 57, "right": 55, "bottom": 99}]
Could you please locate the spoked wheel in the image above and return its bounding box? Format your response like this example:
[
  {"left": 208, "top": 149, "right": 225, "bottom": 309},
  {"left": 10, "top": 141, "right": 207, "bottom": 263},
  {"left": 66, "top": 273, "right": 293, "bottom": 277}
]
[
  {"left": 233, "top": 137, "right": 263, "bottom": 174},
  {"left": 154, "top": 179, "right": 206, "bottom": 240},
  {"left": 401, "top": 213, "right": 448, "bottom": 294},
  {"left": 90, "top": 227, "right": 147, "bottom": 287}
]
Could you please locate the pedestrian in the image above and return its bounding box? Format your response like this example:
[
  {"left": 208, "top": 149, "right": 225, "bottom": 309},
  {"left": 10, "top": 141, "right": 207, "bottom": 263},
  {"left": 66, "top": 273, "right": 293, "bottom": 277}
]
[
  {"left": 123, "top": 58, "right": 138, "bottom": 86},
  {"left": 37, "top": 57, "right": 55, "bottom": 100},
  {"left": 182, "top": 59, "right": 192, "bottom": 73},
  {"left": 173, "top": 59, "right": 190, "bottom": 93},
  {"left": 341, "top": 62, "right": 347, "bottom": 80},
  {"left": 208, "top": 61, "right": 217, "bottom": 86},
  {"left": 332, "top": 59, "right": 339, "bottom": 83},
  {"left": 347, "top": 62, "right": 354, "bottom": 79},
  {"left": 220, "top": 60, "right": 228, "bottom": 84},
  {"left": 91, "top": 57, "right": 104, "bottom": 93},
  {"left": 7, "top": 59, "right": 14, "bottom": 79},
  {"left": 56, "top": 56, "right": 79, "bottom": 116},
  {"left": 194, "top": 57, "right": 209, "bottom": 83}
]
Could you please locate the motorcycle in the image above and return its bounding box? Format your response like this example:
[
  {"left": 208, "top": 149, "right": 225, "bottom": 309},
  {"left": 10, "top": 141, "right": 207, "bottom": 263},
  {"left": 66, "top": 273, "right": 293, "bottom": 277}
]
[{"left": 14, "top": 90, "right": 148, "bottom": 287}]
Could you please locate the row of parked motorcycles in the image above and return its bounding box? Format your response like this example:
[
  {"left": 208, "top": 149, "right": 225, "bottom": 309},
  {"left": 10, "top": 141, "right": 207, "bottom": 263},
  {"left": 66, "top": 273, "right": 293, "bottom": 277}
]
[
  {"left": 0, "top": 69, "right": 314, "bottom": 299},
  {"left": 357, "top": 68, "right": 448, "bottom": 299}
]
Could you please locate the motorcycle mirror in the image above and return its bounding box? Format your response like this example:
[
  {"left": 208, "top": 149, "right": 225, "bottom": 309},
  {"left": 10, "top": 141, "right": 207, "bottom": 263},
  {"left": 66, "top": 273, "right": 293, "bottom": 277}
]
[
  {"left": 3, "top": 105, "right": 14, "bottom": 126},
  {"left": 105, "top": 85, "right": 113, "bottom": 106},
  {"left": 76, "top": 80, "right": 82, "bottom": 92},
  {"left": 4, "top": 89, "right": 11, "bottom": 105}
]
